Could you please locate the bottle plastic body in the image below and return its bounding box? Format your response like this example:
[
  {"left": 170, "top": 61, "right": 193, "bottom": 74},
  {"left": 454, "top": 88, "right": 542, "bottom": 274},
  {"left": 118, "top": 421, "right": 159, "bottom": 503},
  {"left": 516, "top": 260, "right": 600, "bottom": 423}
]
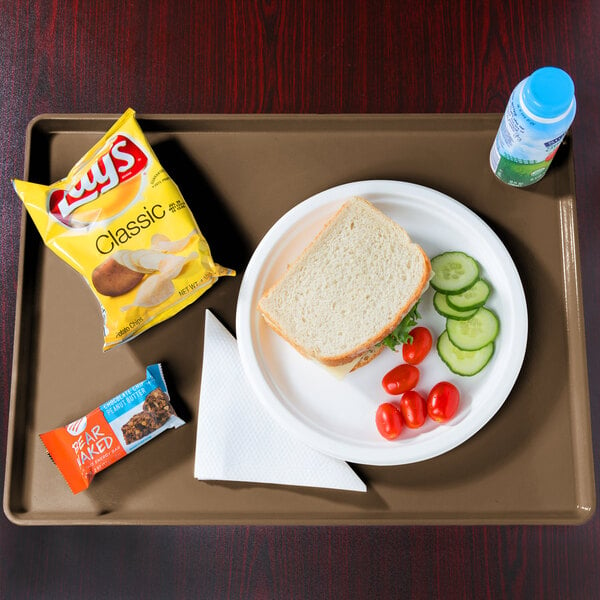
[{"left": 490, "top": 68, "right": 576, "bottom": 187}]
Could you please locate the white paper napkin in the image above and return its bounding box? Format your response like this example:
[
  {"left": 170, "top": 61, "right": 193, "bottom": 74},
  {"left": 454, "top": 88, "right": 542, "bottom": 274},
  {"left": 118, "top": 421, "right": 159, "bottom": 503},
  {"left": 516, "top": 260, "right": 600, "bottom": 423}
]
[{"left": 194, "top": 310, "right": 366, "bottom": 492}]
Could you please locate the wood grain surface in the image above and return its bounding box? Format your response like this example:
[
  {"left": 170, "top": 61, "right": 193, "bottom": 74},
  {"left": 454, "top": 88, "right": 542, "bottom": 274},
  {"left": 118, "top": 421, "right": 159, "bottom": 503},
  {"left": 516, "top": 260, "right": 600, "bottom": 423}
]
[{"left": 1, "top": 1, "right": 599, "bottom": 598}]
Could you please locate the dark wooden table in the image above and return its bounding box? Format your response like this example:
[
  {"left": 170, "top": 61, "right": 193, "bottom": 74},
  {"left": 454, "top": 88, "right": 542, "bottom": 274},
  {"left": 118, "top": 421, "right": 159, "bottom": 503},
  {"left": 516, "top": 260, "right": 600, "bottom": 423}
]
[{"left": 1, "top": 1, "right": 599, "bottom": 598}]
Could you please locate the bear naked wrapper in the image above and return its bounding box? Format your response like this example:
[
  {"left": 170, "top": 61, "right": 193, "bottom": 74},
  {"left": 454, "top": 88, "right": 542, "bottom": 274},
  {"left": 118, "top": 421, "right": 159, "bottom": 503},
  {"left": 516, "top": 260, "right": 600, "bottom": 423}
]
[
  {"left": 13, "top": 108, "right": 235, "bottom": 350},
  {"left": 40, "top": 364, "right": 184, "bottom": 494}
]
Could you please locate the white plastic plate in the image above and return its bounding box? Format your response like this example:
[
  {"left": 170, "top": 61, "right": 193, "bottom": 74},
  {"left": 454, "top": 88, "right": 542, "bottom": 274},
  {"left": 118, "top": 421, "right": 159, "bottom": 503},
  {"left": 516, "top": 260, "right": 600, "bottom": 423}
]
[{"left": 236, "top": 180, "right": 527, "bottom": 466}]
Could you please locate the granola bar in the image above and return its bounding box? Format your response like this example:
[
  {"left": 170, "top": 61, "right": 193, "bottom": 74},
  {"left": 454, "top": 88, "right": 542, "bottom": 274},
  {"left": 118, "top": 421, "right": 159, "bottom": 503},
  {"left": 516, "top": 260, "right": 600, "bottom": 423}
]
[{"left": 143, "top": 387, "right": 175, "bottom": 426}]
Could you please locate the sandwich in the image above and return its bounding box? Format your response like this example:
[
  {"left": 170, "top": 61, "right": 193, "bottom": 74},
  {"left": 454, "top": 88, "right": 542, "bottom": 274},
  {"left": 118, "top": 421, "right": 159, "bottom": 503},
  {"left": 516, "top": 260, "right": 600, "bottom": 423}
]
[{"left": 258, "top": 196, "right": 431, "bottom": 377}]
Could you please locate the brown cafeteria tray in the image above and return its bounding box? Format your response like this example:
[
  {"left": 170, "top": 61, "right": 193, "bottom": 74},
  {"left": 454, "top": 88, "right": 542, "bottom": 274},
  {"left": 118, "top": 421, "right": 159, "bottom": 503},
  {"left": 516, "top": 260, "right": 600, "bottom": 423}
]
[{"left": 4, "top": 114, "right": 595, "bottom": 525}]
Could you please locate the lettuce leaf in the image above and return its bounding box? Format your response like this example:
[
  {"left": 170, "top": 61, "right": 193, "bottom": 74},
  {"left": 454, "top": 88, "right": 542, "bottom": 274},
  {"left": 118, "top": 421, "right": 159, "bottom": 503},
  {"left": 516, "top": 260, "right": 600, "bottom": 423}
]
[{"left": 379, "top": 302, "right": 421, "bottom": 351}]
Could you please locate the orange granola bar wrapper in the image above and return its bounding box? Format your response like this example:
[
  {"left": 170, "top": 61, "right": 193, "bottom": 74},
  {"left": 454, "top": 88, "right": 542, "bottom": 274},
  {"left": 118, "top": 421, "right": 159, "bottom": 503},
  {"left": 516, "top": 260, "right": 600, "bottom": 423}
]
[{"left": 40, "top": 364, "right": 183, "bottom": 494}]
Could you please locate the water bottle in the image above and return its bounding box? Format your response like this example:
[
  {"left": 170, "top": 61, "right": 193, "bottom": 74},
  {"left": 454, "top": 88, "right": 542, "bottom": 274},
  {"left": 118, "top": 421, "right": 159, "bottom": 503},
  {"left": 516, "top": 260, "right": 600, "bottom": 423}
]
[{"left": 490, "top": 66, "right": 576, "bottom": 187}]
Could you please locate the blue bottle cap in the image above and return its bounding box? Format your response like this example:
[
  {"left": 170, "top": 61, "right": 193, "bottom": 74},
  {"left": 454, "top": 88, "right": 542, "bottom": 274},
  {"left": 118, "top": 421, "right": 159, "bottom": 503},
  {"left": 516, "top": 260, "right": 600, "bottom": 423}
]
[{"left": 522, "top": 67, "right": 575, "bottom": 119}]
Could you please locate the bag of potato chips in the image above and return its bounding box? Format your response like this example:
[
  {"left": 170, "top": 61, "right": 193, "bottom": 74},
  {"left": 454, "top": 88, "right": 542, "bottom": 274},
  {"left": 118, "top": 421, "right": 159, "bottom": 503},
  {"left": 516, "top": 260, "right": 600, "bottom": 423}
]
[{"left": 13, "top": 108, "right": 234, "bottom": 350}]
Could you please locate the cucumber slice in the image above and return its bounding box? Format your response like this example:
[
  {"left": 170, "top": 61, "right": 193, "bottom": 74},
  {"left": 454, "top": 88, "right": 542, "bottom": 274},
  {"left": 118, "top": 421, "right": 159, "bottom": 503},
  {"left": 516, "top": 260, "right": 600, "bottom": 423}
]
[
  {"left": 431, "top": 252, "right": 479, "bottom": 294},
  {"left": 437, "top": 331, "right": 494, "bottom": 376},
  {"left": 433, "top": 292, "right": 478, "bottom": 320},
  {"left": 446, "top": 279, "right": 491, "bottom": 312},
  {"left": 446, "top": 307, "right": 499, "bottom": 351}
]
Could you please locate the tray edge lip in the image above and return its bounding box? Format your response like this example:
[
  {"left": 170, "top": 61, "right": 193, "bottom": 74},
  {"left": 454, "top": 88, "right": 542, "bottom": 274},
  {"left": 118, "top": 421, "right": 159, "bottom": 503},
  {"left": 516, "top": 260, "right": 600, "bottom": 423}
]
[
  {"left": 12, "top": 111, "right": 504, "bottom": 130},
  {"left": 558, "top": 163, "right": 597, "bottom": 516},
  {"left": 3, "top": 116, "right": 35, "bottom": 525},
  {"left": 5, "top": 504, "right": 596, "bottom": 527}
]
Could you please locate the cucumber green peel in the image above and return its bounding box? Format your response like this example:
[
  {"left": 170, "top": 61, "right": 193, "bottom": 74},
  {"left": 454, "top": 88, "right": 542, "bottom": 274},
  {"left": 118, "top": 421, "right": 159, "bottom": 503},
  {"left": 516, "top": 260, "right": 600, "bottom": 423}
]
[
  {"left": 446, "top": 279, "right": 491, "bottom": 311},
  {"left": 433, "top": 292, "right": 478, "bottom": 320},
  {"left": 446, "top": 307, "right": 499, "bottom": 351},
  {"left": 430, "top": 251, "right": 479, "bottom": 294},
  {"left": 437, "top": 331, "right": 494, "bottom": 376}
]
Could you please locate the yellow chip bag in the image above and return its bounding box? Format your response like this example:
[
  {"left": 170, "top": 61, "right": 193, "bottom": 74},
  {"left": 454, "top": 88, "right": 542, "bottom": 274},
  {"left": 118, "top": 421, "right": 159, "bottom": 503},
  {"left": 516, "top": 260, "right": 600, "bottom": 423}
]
[{"left": 13, "top": 108, "right": 235, "bottom": 350}]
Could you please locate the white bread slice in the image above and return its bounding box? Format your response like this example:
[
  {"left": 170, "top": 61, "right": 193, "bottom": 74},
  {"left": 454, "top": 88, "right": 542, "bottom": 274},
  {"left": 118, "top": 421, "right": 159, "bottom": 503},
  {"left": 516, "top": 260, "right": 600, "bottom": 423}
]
[{"left": 258, "top": 197, "right": 431, "bottom": 368}]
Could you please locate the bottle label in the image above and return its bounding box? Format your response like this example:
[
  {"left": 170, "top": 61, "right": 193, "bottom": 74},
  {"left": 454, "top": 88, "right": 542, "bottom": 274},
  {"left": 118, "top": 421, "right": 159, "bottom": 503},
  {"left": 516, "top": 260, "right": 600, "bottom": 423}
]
[{"left": 491, "top": 85, "right": 569, "bottom": 187}]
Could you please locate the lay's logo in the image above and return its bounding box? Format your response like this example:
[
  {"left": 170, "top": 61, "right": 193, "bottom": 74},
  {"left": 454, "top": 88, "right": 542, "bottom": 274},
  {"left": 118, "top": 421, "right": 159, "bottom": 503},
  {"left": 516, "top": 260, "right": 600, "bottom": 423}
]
[{"left": 48, "top": 134, "right": 149, "bottom": 227}]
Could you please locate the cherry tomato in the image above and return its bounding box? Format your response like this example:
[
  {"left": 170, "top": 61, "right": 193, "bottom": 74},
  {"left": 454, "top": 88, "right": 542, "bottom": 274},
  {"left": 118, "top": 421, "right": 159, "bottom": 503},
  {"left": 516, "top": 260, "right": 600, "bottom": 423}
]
[
  {"left": 427, "top": 381, "right": 460, "bottom": 422},
  {"left": 402, "top": 327, "right": 433, "bottom": 365},
  {"left": 381, "top": 364, "right": 420, "bottom": 395},
  {"left": 399, "top": 391, "right": 427, "bottom": 428},
  {"left": 375, "top": 402, "right": 404, "bottom": 440}
]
